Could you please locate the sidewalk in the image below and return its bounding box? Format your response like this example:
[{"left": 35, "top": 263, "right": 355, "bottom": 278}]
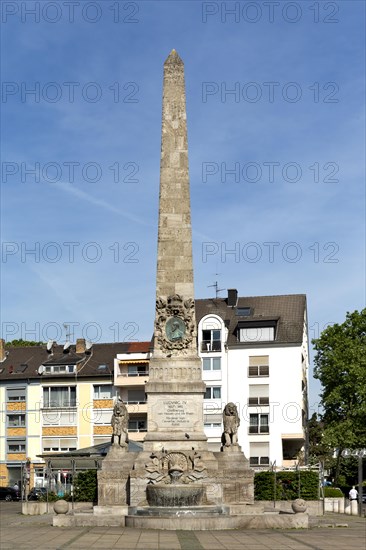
[{"left": 1, "top": 511, "right": 365, "bottom": 550}]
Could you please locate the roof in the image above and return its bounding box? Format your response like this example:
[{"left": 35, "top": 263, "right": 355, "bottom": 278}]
[
  {"left": 0, "top": 342, "right": 152, "bottom": 382},
  {"left": 195, "top": 294, "right": 307, "bottom": 346},
  {"left": 37, "top": 441, "right": 143, "bottom": 469},
  {"left": 0, "top": 294, "right": 306, "bottom": 382}
]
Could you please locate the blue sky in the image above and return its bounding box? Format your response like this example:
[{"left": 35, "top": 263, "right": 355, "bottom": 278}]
[{"left": 1, "top": 0, "right": 365, "bottom": 410}]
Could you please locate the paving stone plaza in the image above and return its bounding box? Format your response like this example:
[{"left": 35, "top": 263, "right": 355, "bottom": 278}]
[{"left": 0, "top": 504, "right": 365, "bottom": 550}]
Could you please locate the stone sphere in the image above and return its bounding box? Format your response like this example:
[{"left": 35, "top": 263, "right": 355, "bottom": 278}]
[
  {"left": 54, "top": 499, "right": 69, "bottom": 514},
  {"left": 291, "top": 498, "right": 307, "bottom": 513}
]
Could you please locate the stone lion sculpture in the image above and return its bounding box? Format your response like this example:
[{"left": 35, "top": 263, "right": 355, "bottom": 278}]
[
  {"left": 222, "top": 402, "right": 240, "bottom": 447},
  {"left": 111, "top": 397, "right": 129, "bottom": 446}
]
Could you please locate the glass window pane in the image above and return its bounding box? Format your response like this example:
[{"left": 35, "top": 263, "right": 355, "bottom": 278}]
[
  {"left": 213, "top": 358, "right": 221, "bottom": 370},
  {"left": 204, "top": 388, "right": 211, "bottom": 399},
  {"left": 212, "top": 387, "right": 221, "bottom": 399},
  {"left": 250, "top": 414, "right": 258, "bottom": 426},
  {"left": 202, "top": 359, "right": 210, "bottom": 371}
]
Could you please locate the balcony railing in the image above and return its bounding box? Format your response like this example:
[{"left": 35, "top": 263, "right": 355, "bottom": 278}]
[
  {"left": 126, "top": 400, "right": 147, "bottom": 405},
  {"left": 201, "top": 341, "right": 221, "bottom": 353},
  {"left": 118, "top": 371, "right": 149, "bottom": 377},
  {"left": 42, "top": 401, "right": 77, "bottom": 409}
]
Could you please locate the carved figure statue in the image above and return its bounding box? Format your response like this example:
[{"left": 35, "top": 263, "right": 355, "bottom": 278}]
[
  {"left": 111, "top": 398, "right": 129, "bottom": 446},
  {"left": 222, "top": 402, "right": 240, "bottom": 447}
]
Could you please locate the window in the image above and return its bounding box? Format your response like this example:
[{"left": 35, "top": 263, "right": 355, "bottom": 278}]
[
  {"left": 240, "top": 327, "right": 274, "bottom": 342},
  {"left": 7, "top": 387, "right": 26, "bottom": 401},
  {"left": 127, "top": 364, "right": 148, "bottom": 376},
  {"left": 42, "top": 438, "right": 77, "bottom": 452},
  {"left": 250, "top": 443, "right": 270, "bottom": 467},
  {"left": 97, "top": 364, "right": 108, "bottom": 372},
  {"left": 236, "top": 307, "right": 251, "bottom": 316},
  {"left": 42, "top": 410, "right": 77, "bottom": 426},
  {"left": 248, "top": 385, "right": 269, "bottom": 406},
  {"left": 204, "top": 386, "right": 221, "bottom": 399},
  {"left": 93, "top": 410, "right": 113, "bottom": 425},
  {"left": 203, "top": 413, "right": 222, "bottom": 428},
  {"left": 128, "top": 419, "right": 147, "bottom": 432},
  {"left": 44, "top": 365, "right": 76, "bottom": 374},
  {"left": 43, "top": 386, "right": 76, "bottom": 408},
  {"left": 249, "top": 414, "right": 269, "bottom": 434},
  {"left": 7, "top": 440, "right": 26, "bottom": 453},
  {"left": 7, "top": 414, "right": 25, "bottom": 427},
  {"left": 93, "top": 385, "right": 114, "bottom": 399},
  {"left": 202, "top": 357, "right": 221, "bottom": 371},
  {"left": 202, "top": 329, "right": 221, "bottom": 352},
  {"left": 127, "top": 389, "right": 146, "bottom": 404},
  {"left": 248, "top": 356, "right": 269, "bottom": 377}
]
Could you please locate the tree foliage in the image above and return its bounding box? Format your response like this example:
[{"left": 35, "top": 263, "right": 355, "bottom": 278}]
[
  {"left": 313, "top": 309, "right": 366, "bottom": 453},
  {"left": 308, "top": 413, "right": 332, "bottom": 466},
  {"left": 254, "top": 471, "right": 319, "bottom": 500},
  {"left": 6, "top": 339, "right": 44, "bottom": 347}
]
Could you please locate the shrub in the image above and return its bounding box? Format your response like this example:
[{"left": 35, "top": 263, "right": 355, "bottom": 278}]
[
  {"left": 74, "top": 470, "right": 98, "bottom": 502},
  {"left": 323, "top": 487, "right": 344, "bottom": 498},
  {"left": 254, "top": 470, "right": 319, "bottom": 500}
]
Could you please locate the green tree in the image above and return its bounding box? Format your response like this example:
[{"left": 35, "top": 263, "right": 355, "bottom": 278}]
[
  {"left": 308, "top": 412, "right": 332, "bottom": 465},
  {"left": 313, "top": 309, "right": 366, "bottom": 483},
  {"left": 7, "top": 339, "right": 44, "bottom": 347}
]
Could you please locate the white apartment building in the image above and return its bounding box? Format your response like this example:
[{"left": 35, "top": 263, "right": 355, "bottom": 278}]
[{"left": 114, "top": 290, "right": 309, "bottom": 468}]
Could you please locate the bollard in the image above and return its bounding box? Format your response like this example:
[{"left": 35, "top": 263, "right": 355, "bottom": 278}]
[
  {"left": 338, "top": 498, "right": 345, "bottom": 514},
  {"left": 350, "top": 500, "right": 358, "bottom": 516},
  {"left": 345, "top": 503, "right": 351, "bottom": 515},
  {"left": 333, "top": 500, "right": 339, "bottom": 513}
]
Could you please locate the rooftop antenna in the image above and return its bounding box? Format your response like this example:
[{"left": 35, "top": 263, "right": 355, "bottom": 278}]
[
  {"left": 63, "top": 323, "right": 73, "bottom": 343},
  {"left": 208, "top": 272, "right": 225, "bottom": 298}
]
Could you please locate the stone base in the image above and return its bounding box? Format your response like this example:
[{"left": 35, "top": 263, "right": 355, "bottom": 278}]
[
  {"left": 52, "top": 506, "right": 309, "bottom": 530},
  {"left": 125, "top": 512, "right": 309, "bottom": 530},
  {"left": 53, "top": 512, "right": 125, "bottom": 527}
]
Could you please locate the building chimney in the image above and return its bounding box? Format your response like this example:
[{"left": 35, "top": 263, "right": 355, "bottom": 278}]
[
  {"left": 76, "top": 338, "right": 86, "bottom": 354},
  {"left": 227, "top": 289, "right": 238, "bottom": 307},
  {"left": 0, "top": 339, "right": 6, "bottom": 362}
]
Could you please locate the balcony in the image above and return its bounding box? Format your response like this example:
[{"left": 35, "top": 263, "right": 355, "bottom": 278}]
[
  {"left": 201, "top": 341, "right": 221, "bottom": 353},
  {"left": 126, "top": 401, "right": 147, "bottom": 414},
  {"left": 117, "top": 371, "right": 149, "bottom": 386}
]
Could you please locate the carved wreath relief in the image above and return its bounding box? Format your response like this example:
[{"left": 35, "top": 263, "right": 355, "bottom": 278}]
[
  {"left": 155, "top": 294, "right": 196, "bottom": 354},
  {"left": 145, "top": 450, "right": 207, "bottom": 485}
]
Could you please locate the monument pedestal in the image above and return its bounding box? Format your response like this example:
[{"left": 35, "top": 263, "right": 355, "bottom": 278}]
[{"left": 97, "top": 445, "right": 138, "bottom": 507}]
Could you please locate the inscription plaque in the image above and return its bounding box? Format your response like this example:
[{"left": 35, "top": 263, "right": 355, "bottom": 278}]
[{"left": 156, "top": 399, "right": 196, "bottom": 428}]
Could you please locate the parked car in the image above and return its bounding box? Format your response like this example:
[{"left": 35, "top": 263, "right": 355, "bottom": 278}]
[
  {"left": 27, "top": 487, "right": 48, "bottom": 501},
  {"left": 0, "top": 487, "right": 20, "bottom": 501}
]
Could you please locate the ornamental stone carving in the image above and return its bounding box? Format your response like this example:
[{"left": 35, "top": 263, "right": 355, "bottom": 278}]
[
  {"left": 222, "top": 402, "right": 240, "bottom": 448},
  {"left": 145, "top": 449, "right": 207, "bottom": 485},
  {"left": 155, "top": 294, "right": 196, "bottom": 354},
  {"left": 111, "top": 398, "right": 129, "bottom": 447}
]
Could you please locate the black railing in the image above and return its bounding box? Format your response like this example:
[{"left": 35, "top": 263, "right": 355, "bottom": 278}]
[{"left": 201, "top": 341, "right": 221, "bottom": 352}]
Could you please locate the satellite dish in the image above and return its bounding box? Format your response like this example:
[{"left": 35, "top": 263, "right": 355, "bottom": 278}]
[
  {"left": 46, "top": 340, "right": 53, "bottom": 351},
  {"left": 38, "top": 365, "right": 45, "bottom": 374},
  {"left": 85, "top": 340, "right": 93, "bottom": 350},
  {"left": 63, "top": 341, "right": 71, "bottom": 351}
]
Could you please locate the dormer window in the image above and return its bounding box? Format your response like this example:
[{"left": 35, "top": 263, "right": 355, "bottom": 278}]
[
  {"left": 237, "top": 320, "right": 277, "bottom": 342},
  {"left": 43, "top": 365, "right": 76, "bottom": 374}
]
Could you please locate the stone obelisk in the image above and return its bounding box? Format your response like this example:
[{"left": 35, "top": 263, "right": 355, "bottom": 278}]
[{"left": 144, "top": 50, "right": 207, "bottom": 452}]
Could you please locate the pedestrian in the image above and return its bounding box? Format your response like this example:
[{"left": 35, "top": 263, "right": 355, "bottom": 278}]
[
  {"left": 349, "top": 486, "right": 358, "bottom": 501},
  {"left": 13, "top": 483, "right": 19, "bottom": 491}
]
